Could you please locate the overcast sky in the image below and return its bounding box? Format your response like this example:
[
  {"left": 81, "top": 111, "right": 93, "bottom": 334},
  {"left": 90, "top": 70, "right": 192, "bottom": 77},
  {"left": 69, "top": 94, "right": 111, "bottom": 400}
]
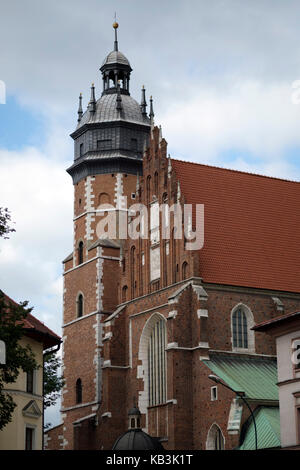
[{"left": 1, "top": 0, "right": 300, "bottom": 427}]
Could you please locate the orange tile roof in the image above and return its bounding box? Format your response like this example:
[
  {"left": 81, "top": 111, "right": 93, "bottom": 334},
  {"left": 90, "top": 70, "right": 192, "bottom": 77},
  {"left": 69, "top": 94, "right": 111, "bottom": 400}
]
[
  {"left": 172, "top": 159, "right": 300, "bottom": 293},
  {"left": 2, "top": 291, "right": 61, "bottom": 349}
]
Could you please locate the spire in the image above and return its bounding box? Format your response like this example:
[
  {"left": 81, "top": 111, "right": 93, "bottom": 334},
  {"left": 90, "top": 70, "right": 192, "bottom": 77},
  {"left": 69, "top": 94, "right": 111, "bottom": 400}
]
[
  {"left": 116, "top": 81, "right": 122, "bottom": 112},
  {"left": 140, "top": 85, "right": 147, "bottom": 116},
  {"left": 149, "top": 96, "right": 154, "bottom": 125},
  {"left": 113, "top": 15, "right": 119, "bottom": 52},
  {"left": 77, "top": 93, "right": 83, "bottom": 122},
  {"left": 89, "top": 83, "right": 96, "bottom": 113}
]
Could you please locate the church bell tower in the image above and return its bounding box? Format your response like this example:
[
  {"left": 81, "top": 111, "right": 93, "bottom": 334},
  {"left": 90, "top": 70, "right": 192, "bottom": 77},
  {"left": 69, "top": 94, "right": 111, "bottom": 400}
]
[{"left": 60, "top": 22, "right": 152, "bottom": 450}]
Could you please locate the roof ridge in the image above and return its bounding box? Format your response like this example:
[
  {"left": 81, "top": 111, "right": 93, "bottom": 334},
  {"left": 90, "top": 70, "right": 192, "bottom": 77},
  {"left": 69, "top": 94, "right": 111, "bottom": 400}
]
[{"left": 171, "top": 157, "right": 300, "bottom": 184}]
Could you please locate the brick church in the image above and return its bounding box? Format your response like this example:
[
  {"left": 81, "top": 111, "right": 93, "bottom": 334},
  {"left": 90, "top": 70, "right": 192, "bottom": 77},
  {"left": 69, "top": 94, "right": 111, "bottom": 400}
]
[{"left": 45, "top": 23, "right": 300, "bottom": 450}]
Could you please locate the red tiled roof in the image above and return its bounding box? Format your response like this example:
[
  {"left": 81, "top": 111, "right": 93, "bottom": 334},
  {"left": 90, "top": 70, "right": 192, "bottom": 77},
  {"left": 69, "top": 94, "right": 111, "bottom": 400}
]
[
  {"left": 172, "top": 159, "right": 300, "bottom": 293},
  {"left": 2, "top": 292, "right": 61, "bottom": 349}
]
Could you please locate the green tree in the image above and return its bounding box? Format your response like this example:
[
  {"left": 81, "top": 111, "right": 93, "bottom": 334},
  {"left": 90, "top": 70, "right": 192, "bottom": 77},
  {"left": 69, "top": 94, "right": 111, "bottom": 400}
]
[
  {"left": 0, "top": 291, "right": 38, "bottom": 430},
  {"left": 43, "top": 350, "right": 64, "bottom": 409},
  {"left": 0, "top": 207, "right": 15, "bottom": 239},
  {"left": 0, "top": 208, "right": 38, "bottom": 430}
]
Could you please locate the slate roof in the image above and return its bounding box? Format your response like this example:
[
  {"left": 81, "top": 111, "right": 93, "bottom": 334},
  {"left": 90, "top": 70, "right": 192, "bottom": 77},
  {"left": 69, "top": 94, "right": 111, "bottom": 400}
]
[
  {"left": 172, "top": 159, "right": 300, "bottom": 293},
  {"left": 77, "top": 93, "right": 149, "bottom": 129},
  {"left": 102, "top": 50, "right": 131, "bottom": 67}
]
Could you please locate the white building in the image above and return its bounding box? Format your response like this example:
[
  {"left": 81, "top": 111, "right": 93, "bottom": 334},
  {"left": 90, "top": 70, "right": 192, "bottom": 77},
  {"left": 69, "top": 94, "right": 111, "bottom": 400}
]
[{"left": 254, "top": 311, "right": 300, "bottom": 449}]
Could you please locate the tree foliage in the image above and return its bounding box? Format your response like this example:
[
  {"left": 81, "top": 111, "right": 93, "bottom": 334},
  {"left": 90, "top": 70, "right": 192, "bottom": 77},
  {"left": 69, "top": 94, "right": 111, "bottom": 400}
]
[
  {"left": 43, "top": 351, "right": 64, "bottom": 409},
  {"left": 0, "top": 207, "right": 15, "bottom": 239},
  {"left": 0, "top": 291, "right": 38, "bottom": 430}
]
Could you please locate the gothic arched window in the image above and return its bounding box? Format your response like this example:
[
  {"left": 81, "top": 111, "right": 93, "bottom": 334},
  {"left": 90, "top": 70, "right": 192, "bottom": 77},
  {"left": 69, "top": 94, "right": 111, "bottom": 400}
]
[
  {"left": 148, "top": 318, "right": 166, "bottom": 406},
  {"left": 232, "top": 308, "right": 248, "bottom": 349},
  {"left": 130, "top": 246, "right": 135, "bottom": 299},
  {"left": 206, "top": 424, "right": 225, "bottom": 450},
  {"left": 78, "top": 241, "right": 84, "bottom": 265},
  {"left": 182, "top": 262, "right": 188, "bottom": 280},
  {"left": 122, "top": 285, "right": 128, "bottom": 303},
  {"left": 76, "top": 378, "right": 82, "bottom": 404},
  {"left": 77, "top": 294, "right": 84, "bottom": 318}
]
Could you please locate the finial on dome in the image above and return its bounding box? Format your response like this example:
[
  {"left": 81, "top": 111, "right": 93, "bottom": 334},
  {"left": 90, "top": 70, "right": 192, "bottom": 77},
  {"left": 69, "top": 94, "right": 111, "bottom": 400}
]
[{"left": 113, "top": 13, "right": 119, "bottom": 51}]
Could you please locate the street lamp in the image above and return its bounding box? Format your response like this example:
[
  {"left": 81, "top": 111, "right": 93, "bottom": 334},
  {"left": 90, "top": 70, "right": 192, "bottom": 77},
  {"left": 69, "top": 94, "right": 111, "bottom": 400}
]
[{"left": 208, "top": 374, "right": 258, "bottom": 450}]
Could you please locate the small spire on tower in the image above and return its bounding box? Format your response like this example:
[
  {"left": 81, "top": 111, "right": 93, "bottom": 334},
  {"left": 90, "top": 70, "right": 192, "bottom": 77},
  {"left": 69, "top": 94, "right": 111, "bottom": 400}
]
[
  {"left": 149, "top": 95, "right": 154, "bottom": 125},
  {"left": 89, "top": 83, "right": 96, "bottom": 113},
  {"left": 140, "top": 85, "right": 147, "bottom": 117},
  {"left": 77, "top": 93, "right": 83, "bottom": 122},
  {"left": 113, "top": 14, "right": 119, "bottom": 52}
]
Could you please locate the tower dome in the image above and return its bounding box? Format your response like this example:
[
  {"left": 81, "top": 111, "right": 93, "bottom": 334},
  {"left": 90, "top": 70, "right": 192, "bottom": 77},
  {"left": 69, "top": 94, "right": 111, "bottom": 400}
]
[
  {"left": 67, "top": 22, "right": 152, "bottom": 184},
  {"left": 112, "top": 404, "right": 164, "bottom": 451}
]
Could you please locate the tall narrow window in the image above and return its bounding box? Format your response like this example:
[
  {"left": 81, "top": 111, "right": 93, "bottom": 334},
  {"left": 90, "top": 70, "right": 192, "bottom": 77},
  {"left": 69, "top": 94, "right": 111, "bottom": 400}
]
[
  {"left": 26, "top": 370, "right": 34, "bottom": 394},
  {"left": 78, "top": 241, "right": 84, "bottom": 265},
  {"left": 77, "top": 294, "right": 83, "bottom": 318},
  {"left": 25, "top": 427, "right": 34, "bottom": 450},
  {"left": 182, "top": 262, "right": 188, "bottom": 280},
  {"left": 148, "top": 318, "right": 166, "bottom": 406},
  {"left": 80, "top": 143, "right": 83, "bottom": 157},
  {"left": 206, "top": 424, "right": 225, "bottom": 450},
  {"left": 131, "top": 138, "right": 138, "bottom": 151},
  {"left": 122, "top": 285, "right": 128, "bottom": 302},
  {"left": 130, "top": 246, "right": 135, "bottom": 299},
  {"left": 232, "top": 308, "right": 248, "bottom": 349},
  {"left": 76, "top": 378, "right": 82, "bottom": 404},
  {"left": 214, "top": 427, "right": 224, "bottom": 450}
]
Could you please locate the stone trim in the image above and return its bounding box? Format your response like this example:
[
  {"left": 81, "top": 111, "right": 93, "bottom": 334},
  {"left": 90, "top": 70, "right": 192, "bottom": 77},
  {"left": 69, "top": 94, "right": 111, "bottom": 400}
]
[
  {"left": 129, "top": 303, "right": 168, "bottom": 319},
  {"left": 73, "top": 413, "right": 96, "bottom": 426},
  {"left": 197, "top": 309, "right": 208, "bottom": 318},
  {"left": 203, "top": 282, "right": 300, "bottom": 299},
  {"left": 166, "top": 344, "right": 209, "bottom": 351},
  {"left": 63, "top": 310, "right": 99, "bottom": 328},
  {"left": 61, "top": 400, "right": 99, "bottom": 412},
  {"left": 63, "top": 255, "right": 99, "bottom": 275}
]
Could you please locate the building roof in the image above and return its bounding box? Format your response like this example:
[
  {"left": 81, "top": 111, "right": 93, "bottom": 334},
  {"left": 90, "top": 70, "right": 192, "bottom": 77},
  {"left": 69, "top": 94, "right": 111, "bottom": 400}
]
[
  {"left": 203, "top": 353, "right": 278, "bottom": 401},
  {"left": 2, "top": 291, "right": 61, "bottom": 350},
  {"left": 253, "top": 310, "right": 300, "bottom": 333},
  {"left": 102, "top": 50, "right": 131, "bottom": 67},
  {"left": 172, "top": 159, "right": 300, "bottom": 293},
  {"left": 238, "top": 406, "right": 280, "bottom": 450},
  {"left": 76, "top": 93, "right": 149, "bottom": 130},
  {"left": 112, "top": 429, "right": 165, "bottom": 450}
]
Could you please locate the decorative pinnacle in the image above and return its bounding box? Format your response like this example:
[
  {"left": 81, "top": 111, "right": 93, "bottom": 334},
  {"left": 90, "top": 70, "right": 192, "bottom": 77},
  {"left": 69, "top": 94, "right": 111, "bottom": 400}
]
[
  {"left": 89, "top": 83, "right": 96, "bottom": 113},
  {"left": 149, "top": 95, "right": 154, "bottom": 125},
  {"left": 77, "top": 93, "right": 83, "bottom": 122},
  {"left": 113, "top": 14, "right": 119, "bottom": 51},
  {"left": 141, "top": 85, "right": 147, "bottom": 116}
]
